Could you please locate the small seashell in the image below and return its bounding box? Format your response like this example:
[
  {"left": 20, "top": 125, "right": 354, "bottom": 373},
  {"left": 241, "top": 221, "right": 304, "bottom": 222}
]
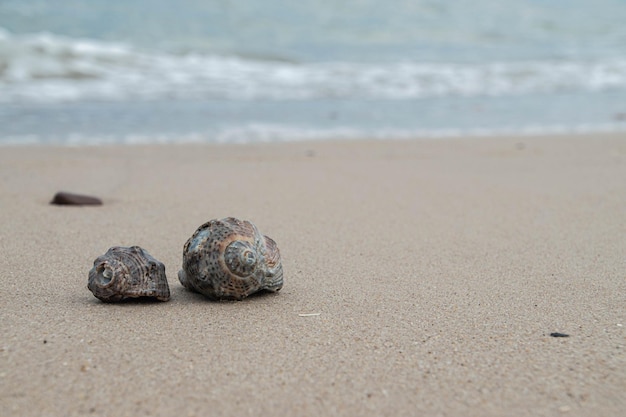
[
  {"left": 178, "top": 217, "right": 283, "bottom": 300},
  {"left": 88, "top": 246, "right": 170, "bottom": 302}
]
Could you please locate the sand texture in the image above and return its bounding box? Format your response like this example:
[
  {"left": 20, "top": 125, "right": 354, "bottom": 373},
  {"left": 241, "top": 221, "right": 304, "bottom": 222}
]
[{"left": 1, "top": 134, "right": 625, "bottom": 416}]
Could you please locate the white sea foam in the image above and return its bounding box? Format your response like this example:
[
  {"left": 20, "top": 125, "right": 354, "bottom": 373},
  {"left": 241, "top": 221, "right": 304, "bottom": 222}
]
[
  {"left": 3, "top": 122, "right": 626, "bottom": 147},
  {"left": 2, "top": 28, "right": 626, "bottom": 104}
]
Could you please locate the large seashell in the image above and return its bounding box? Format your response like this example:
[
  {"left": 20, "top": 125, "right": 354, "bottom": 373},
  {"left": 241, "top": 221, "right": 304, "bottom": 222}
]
[
  {"left": 88, "top": 246, "right": 170, "bottom": 302},
  {"left": 178, "top": 217, "right": 283, "bottom": 300}
]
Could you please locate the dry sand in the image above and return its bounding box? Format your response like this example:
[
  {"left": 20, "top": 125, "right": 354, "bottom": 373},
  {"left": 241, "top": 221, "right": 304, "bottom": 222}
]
[{"left": 1, "top": 134, "right": 625, "bottom": 416}]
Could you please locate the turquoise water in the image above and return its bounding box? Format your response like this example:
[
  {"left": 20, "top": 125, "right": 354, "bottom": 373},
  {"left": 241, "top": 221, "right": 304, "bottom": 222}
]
[{"left": 1, "top": 0, "right": 626, "bottom": 144}]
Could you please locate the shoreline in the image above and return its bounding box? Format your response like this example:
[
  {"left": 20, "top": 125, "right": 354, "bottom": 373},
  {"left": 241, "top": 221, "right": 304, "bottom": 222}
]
[
  {"left": 2, "top": 124, "right": 626, "bottom": 148},
  {"left": 1, "top": 133, "right": 625, "bottom": 416}
]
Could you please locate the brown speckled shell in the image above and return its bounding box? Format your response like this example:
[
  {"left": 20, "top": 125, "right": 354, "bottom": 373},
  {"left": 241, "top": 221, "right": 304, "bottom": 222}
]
[
  {"left": 178, "top": 217, "right": 283, "bottom": 300},
  {"left": 88, "top": 246, "right": 170, "bottom": 302}
]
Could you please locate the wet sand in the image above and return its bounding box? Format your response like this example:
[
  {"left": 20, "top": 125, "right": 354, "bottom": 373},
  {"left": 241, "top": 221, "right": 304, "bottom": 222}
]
[{"left": 1, "top": 134, "right": 625, "bottom": 416}]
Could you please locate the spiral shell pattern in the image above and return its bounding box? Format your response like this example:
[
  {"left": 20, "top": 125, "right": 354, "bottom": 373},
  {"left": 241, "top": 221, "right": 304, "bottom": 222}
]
[
  {"left": 178, "top": 217, "right": 283, "bottom": 300},
  {"left": 88, "top": 246, "right": 170, "bottom": 302}
]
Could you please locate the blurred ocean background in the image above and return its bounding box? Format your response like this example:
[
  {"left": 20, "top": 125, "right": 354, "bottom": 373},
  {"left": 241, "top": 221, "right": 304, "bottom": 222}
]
[{"left": 1, "top": 0, "right": 626, "bottom": 145}]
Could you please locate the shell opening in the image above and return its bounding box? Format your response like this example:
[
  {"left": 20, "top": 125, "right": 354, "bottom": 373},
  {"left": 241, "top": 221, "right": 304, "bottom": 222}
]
[{"left": 96, "top": 264, "right": 113, "bottom": 286}]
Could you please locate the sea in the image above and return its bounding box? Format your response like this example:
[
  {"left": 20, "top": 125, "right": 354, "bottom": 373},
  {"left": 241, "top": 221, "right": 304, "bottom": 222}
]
[{"left": 1, "top": 0, "right": 626, "bottom": 145}]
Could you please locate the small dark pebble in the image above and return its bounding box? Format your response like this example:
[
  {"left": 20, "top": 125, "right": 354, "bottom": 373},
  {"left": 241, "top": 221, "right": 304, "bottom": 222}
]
[
  {"left": 550, "top": 332, "right": 569, "bottom": 338},
  {"left": 43, "top": 340, "right": 47, "bottom": 344},
  {"left": 50, "top": 191, "right": 102, "bottom": 206}
]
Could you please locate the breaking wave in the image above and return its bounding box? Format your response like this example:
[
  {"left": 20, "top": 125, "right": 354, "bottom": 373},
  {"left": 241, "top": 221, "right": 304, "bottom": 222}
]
[{"left": 2, "top": 28, "right": 626, "bottom": 103}]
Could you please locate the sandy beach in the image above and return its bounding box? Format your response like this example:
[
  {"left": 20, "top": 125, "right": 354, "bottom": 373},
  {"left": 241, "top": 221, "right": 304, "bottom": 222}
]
[{"left": 1, "top": 134, "right": 625, "bottom": 416}]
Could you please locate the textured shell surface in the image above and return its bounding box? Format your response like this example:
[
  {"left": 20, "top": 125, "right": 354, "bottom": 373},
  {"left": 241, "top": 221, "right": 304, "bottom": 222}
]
[
  {"left": 88, "top": 246, "right": 170, "bottom": 302},
  {"left": 178, "top": 217, "right": 283, "bottom": 300}
]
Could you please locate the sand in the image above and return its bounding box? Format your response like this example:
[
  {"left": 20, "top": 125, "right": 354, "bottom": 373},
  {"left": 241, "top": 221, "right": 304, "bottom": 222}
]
[{"left": 1, "top": 134, "right": 625, "bottom": 417}]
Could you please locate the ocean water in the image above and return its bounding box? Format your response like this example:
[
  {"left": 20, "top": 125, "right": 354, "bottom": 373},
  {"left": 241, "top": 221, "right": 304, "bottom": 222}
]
[{"left": 1, "top": 0, "right": 626, "bottom": 145}]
